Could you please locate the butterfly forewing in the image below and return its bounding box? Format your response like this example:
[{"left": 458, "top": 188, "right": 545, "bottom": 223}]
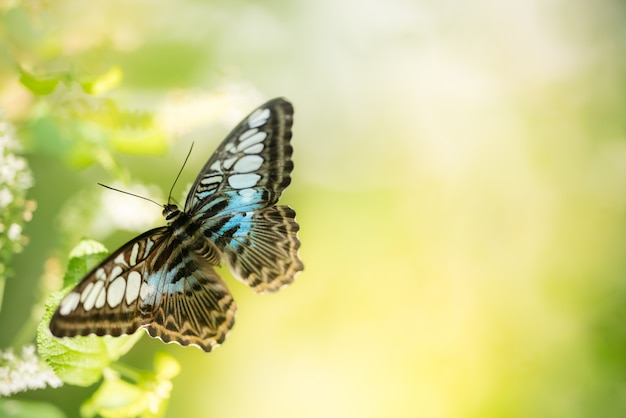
[
  {"left": 185, "top": 98, "right": 294, "bottom": 219},
  {"left": 49, "top": 228, "right": 170, "bottom": 338},
  {"left": 51, "top": 228, "right": 238, "bottom": 352},
  {"left": 49, "top": 97, "right": 302, "bottom": 352}
]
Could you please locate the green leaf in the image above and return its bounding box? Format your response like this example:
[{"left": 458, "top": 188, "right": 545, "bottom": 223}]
[
  {"left": 64, "top": 239, "right": 109, "bottom": 288},
  {"left": 81, "top": 67, "right": 123, "bottom": 95},
  {"left": 81, "top": 376, "right": 146, "bottom": 418},
  {"left": 0, "top": 399, "right": 66, "bottom": 418},
  {"left": 18, "top": 67, "right": 59, "bottom": 95},
  {"left": 37, "top": 240, "right": 143, "bottom": 387},
  {"left": 153, "top": 351, "right": 180, "bottom": 381},
  {"left": 22, "top": 83, "right": 169, "bottom": 169},
  {"left": 80, "top": 353, "right": 180, "bottom": 418}
]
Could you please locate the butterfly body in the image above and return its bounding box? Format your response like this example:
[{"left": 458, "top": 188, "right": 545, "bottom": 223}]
[{"left": 49, "top": 98, "right": 303, "bottom": 352}]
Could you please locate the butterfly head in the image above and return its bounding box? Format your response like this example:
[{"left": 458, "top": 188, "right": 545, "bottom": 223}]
[{"left": 163, "top": 204, "right": 181, "bottom": 224}]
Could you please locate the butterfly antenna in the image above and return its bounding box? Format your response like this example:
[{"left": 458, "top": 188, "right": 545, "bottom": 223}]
[
  {"left": 97, "top": 183, "right": 162, "bottom": 208},
  {"left": 168, "top": 142, "right": 194, "bottom": 204}
]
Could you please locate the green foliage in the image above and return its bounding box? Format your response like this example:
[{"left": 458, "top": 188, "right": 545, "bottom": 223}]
[
  {"left": 13, "top": 64, "right": 168, "bottom": 170},
  {"left": 18, "top": 67, "right": 59, "bottom": 95},
  {"left": 19, "top": 66, "right": 122, "bottom": 97},
  {"left": 18, "top": 65, "right": 161, "bottom": 164},
  {"left": 80, "top": 67, "right": 123, "bottom": 95},
  {"left": 0, "top": 398, "right": 65, "bottom": 418},
  {"left": 63, "top": 240, "right": 109, "bottom": 288},
  {"left": 37, "top": 293, "right": 142, "bottom": 387},
  {"left": 20, "top": 80, "right": 169, "bottom": 168},
  {"left": 81, "top": 352, "right": 180, "bottom": 418}
]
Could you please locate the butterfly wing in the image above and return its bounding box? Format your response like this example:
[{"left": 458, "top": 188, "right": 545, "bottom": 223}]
[
  {"left": 184, "top": 98, "right": 303, "bottom": 292},
  {"left": 184, "top": 97, "right": 294, "bottom": 217},
  {"left": 222, "top": 206, "right": 303, "bottom": 293},
  {"left": 144, "top": 248, "right": 236, "bottom": 351},
  {"left": 49, "top": 228, "right": 237, "bottom": 351},
  {"left": 49, "top": 228, "right": 170, "bottom": 338},
  {"left": 49, "top": 97, "right": 301, "bottom": 351}
]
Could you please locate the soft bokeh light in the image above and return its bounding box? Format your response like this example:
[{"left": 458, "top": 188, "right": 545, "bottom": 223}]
[{"left": 2, "top": 0, "right": 626, "bottom": 417}]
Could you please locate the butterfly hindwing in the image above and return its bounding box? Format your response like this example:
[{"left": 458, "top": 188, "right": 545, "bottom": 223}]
[
  {"left": 222, "top": 206, "right": 303, "bottom": 293},
  {"left": 145, "top": 250, "right": 236, "bottom": 352}
]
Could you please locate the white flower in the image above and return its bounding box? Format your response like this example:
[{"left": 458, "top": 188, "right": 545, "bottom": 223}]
[
  {"left": 0, "top": 345, "right": 63, "bottom": 396},
  {"left": 7, "top": 224, "right": 22, "bottom": 241},
  {"left": 0, "top": 188, "right": 12, "bottom": 208},
  {"left": 0, "top": 108, "right": 35, "bottom": 261}
]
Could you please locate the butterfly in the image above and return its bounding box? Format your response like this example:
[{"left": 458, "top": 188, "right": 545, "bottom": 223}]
[{"left": 49, "top": 97, "right": 303, "bottom": 352}]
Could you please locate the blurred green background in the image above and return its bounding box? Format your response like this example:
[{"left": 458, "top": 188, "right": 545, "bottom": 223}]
[{"left": 2, "top": 0, "right": 626, "bottom": 417}]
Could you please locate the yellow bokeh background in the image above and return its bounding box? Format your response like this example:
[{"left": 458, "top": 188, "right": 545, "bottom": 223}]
[{"left": 2, "top": 0, "right": 626, "bottom": 417}]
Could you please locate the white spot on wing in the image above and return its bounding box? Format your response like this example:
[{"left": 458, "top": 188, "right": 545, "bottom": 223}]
[
  {"left": 223, "top": 157, "right": 237, "bottom": 170},
  {"left": 200, "top": 175, "right": 222, "bottom": 186},
  {"left": 129, "top": 243, "right": 139, "bottom": 266},
  {"left": 96, "top": 268, "right": 106, "bottom": 281},
  {"left": 238, "top": 188, "right": 256, "bottom": 197},
  {"left": 80, "top": 283, "right": 94, "bottom": 302},
  {"left": 228, "top": 173, "right": 261, "bottom": 189},
  {"left": 107, "top": 277, "right": 126, "bottom": 308},
  {"left": 110, "top": 266, "right": 123, "bottom": 280},
  {"left": 238, "top": 188, "right": 256, "bottom": 202},
  {"left": 243, "top": 143, "right": 264, "bottom": 154},
  {"left": 238, "top": 131, "right": 266, "bottom": 151},
  {"left": 59, "top": 292, "right": 80, "bottom": 316},
  {"left": 114, "top": 252, "right": 126, "bottom": 266},
  {"left": 239, "top": 128, "right": 258, "bottom": 142},
  {"left": 83, "top": 281, "right": 104, "bottom": 311},
  {"left": 210, "top": 161, "right": 221, "bottom": 171},
  {"left": 248, "top": 108, "right": 271, "bottom": 128},
  {"left": 234, "top": 155, "right": 263, "bottom": 173},
  {"left": 144, "top": 239, "right": 154, "bottom": 255},
  {"left": 126, "top": 271, "right": 142, "bottom": 305},
  {"left": 140, "top": 282, "right": 155, "bottom": 300},
  {"left": 95, "top": 289, "right": 106, "bottom": 309}
]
